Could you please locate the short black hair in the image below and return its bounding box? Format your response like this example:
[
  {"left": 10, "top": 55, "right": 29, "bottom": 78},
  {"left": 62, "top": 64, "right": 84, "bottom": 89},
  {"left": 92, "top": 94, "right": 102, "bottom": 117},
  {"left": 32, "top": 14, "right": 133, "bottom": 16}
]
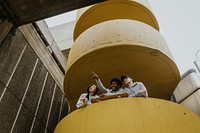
[
  {"left": 110, "top": 78, "right": 122, "bottom": 87},
  {"left": 120, "top": 75, "right": 132, "bottom": 81}
]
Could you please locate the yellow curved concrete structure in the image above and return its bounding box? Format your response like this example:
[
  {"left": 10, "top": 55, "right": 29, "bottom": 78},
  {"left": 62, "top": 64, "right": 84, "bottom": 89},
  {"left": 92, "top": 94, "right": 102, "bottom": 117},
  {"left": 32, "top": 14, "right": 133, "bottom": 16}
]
[
  {"left": 58, "top": 0, "right": 199, "bottom": 132},
  {"left": 64, "top": 20, "right": 180, "bottom": 110},
  {"left": 55, "top": 98, "right": 200, "bottom": 133},
  {"left": 74, "top": 0, "right": 159, "bottom": 40}
]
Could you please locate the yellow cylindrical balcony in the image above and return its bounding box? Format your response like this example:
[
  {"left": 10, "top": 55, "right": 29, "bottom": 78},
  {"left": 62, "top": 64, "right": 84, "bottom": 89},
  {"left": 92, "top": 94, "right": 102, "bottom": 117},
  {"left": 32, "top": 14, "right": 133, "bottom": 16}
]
[
  {"left": 55, "top": 98, "right": 200, "bottom": 133},
  {"left": 64, "top": 20, "right": 180, "bottom": 110},
  {"left": 74, "top": 0, "right": 159, "bottom": 40}
]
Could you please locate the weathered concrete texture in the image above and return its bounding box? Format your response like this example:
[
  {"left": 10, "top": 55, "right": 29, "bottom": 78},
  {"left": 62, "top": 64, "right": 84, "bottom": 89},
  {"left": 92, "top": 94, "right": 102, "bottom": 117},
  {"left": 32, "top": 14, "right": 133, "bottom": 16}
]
[
  {"left": 0, "top": 19, "right": 13, "bottom": 44},
  {"left": 36, "top": 73, "right": 55, "bottom": 126},
  {"left": 32, "top": 118, "right": 46, "bottom": 133},
  {"left": 0, "top": 25, "right": 69, "bottom": 132},
  {"left": 0, "top": 0, "right": 105, "bottom": 25},
  {"left": 0, "top": 29, "right": 27, "bottom": 85},
  {"left": 8, "top": 44, "right": 38, "bottom": 100},
  {"left": 61, "top": 49, "right": 70, "bottom": 62},
  {"left": 47, "top": 86, "right": 63, "bottom": 132},
  {"left": 0, "top": 89, "right": 21, "bottom": 133},
  {"left": 12, "top": 105, "right": 34, "bottom": 133},
  {"left": 36, "top": 21, "right": 67, "bottom": 72},
  {"left": 0, "top": 81, "right": 5, "bottom": 97},
  {"left": 60, "top": 98, "right": 69, "bottom": 121},
  {"left": 0, "top": 17, "right": 4, "bottom": 24},
  {"left": 23, "top": 60, "right": 47, "bottom": 114}
]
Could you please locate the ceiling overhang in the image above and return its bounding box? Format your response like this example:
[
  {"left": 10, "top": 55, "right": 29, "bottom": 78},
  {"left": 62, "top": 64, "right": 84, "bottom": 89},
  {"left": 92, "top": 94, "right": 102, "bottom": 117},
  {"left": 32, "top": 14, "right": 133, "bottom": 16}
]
[{"left": 0, "top": 0, "right": 105, "bottom": 26}]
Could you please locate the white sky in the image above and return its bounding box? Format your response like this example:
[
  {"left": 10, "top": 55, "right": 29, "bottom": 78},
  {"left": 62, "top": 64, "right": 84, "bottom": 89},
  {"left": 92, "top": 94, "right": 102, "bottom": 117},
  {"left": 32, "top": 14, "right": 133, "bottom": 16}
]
[
  {"left": 45, "top": 10, "right": 77, "bottom": 28},
  {"left": 45, "top": 0, "right": 200, "bottom": 75},
  {"left": 148, "top": 0, "right": 200, "bottom": 75}
]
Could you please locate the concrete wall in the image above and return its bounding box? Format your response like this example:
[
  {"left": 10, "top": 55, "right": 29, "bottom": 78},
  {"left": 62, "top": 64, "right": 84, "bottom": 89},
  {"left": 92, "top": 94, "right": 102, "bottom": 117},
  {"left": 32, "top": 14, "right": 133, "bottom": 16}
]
[
  {"left": 36, "top": 20, "right": 67, "bottom": 71},
  {"left": 173, "top": 69, "right": 200, "bottom": 116},
  {"left": 0, "top": 19, "right": 69, "bottom": 133}
]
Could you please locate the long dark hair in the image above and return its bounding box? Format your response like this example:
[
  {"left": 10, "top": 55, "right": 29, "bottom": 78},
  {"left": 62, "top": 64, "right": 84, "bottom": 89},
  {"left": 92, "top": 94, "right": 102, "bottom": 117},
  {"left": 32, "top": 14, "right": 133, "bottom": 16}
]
[{"left": 86, "top": 84, "right": 98, "bottom": 100}]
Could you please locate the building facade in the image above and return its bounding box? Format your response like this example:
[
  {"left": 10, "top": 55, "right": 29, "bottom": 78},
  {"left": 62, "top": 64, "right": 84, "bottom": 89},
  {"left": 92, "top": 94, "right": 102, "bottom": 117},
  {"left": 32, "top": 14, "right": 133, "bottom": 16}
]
[{"left": 0, "top": 18, "right": 69, "bottom": 133}]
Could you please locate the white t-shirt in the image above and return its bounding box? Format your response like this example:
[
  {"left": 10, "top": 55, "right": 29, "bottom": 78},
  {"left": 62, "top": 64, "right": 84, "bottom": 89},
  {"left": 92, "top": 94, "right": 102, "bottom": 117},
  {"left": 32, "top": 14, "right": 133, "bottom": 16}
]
[{"left": 76, "top": 93, "right": 99, "bottom": 108}]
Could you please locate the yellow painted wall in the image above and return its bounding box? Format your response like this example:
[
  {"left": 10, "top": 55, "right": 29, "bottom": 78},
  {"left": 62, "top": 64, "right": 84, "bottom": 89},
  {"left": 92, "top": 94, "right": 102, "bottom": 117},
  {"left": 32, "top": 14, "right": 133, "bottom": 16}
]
[
  {"left": 64, "top": 20, "right": 180, "bottom": 110},
  {"left": 59, "top": 0, "right": 199, "bottom": 132},
  {"left": 74, "top": 0, "right": 159, "bottom": 40},
  {"left": 64, "top": 0, "right": 180, "bottom": 111},
  {"left": 55, "top": 98, "right": 200, "bottom": 133}
]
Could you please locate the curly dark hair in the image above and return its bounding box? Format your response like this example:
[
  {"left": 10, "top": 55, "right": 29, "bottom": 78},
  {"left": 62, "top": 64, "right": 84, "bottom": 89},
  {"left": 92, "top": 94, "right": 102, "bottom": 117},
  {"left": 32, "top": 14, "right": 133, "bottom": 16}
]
[{"left": 110, "top": 78, "right": 122, "bottom": 87}]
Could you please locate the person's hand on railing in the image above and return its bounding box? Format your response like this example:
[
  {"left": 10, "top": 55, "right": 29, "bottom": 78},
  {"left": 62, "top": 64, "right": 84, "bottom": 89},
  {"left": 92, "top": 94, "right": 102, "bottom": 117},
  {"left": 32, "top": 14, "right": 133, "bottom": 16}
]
[
  {"left": 135, "top": 90, "right": 147, "bottom": 97},
  {"left": 137, "top": 90, "right": 146, "bottom": 95},
  {"left": 91, "top": 93, "right": 128, "bottom": 103},
  {"left": 80, "top": 98, "right": 88, "bottom": 105},
  {"left": 98, "top": 92, "right": 105, "bottom": 97}
]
